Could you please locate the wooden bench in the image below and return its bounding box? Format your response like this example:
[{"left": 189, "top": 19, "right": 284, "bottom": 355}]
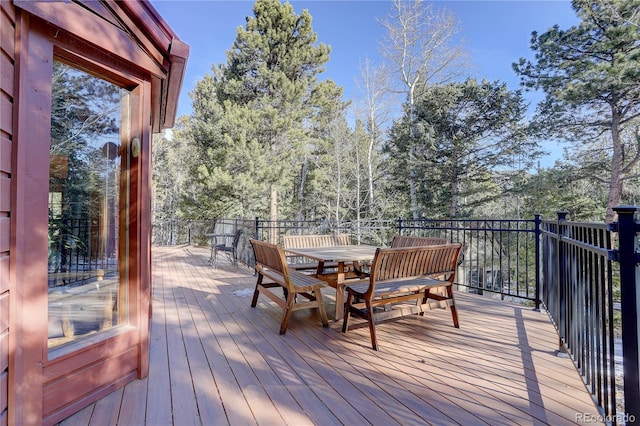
[
  {"left": 249, "top": 239, "right": 329, "bottom": 334},
  {"left": 390, "top": 235, "right": 448, "bottom": 248},
  {"left": 390, "top": 235, "right": 451, "bottom": 289},
  {"left": 282, "top": 234, "right": 350, "bottom": 272},
  {"left": 342, "top": 243, "right": 462, "bottom": 350}
]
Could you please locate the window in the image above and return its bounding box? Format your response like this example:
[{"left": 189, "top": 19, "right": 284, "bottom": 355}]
[{"left": 48, "top": 61, "right": 130, "bottom": 350}]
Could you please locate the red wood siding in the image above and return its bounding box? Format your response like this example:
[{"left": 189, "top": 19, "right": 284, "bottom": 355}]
[
  {"left": 0, "top": 1, "right": 14, "bottom": 424},
  {"left": 43, "top": 348, "right": 138, "bottom": 425},
  {"left": 3, "top": 1, "right": 186, "bottom": 423},
  {"left": 14, "top": 1, "right": 166, "bottom": 77}
]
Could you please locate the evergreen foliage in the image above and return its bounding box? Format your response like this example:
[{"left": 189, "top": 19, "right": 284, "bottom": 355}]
[
  {"left": 178, "top": 0, "right": 346, "bottom": 222},
  {"left": 513, "top": 0, "right": 640, "bottom": 222},
  {"left": 151, "top": 0, "right": 640, "bottom": 225},
  {"left": 384, "top": 79, "right": 539, "bottom": 218}
]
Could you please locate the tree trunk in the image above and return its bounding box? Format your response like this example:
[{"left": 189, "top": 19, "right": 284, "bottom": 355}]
[
  {"left": 269, "top": 183, "right": 278, "bottom": 243},
  {"left": 450, "top": 168, "right": 458, "bottom": 218},
  {"left": 408, "top": 93, "right": 420, "bottom": 220},
  {"left": 296, "top": 161, "right": 307, "bottom": 221},
  {"left": 368, "top": 114, "right": 375, "bottom": 209},
  {"left": 410, "top": 177, "right": 419, "bottom": 219},
  {"left": 334, "top": 136, "right": 341, "bottom": 222},
  {"left": 606, "top": 108, "right": 624, "bottom": 224}
]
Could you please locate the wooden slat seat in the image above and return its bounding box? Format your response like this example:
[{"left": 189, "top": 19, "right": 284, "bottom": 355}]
[
  {"left": 249, "top": 239, "right": 329, "bottom": 334},
  {"left": 257, "top": 266, "right": 330, "bottom": 293},
  {"left": 342, "top": 243, "right": 462, "bottom": 350},
  {"left": 345, "top": 276, "right": 454, "bottom": 299},
  {"left": 282, "top": 234, "right": 350, "bottom": 272},
  {"left": 282, "top": 261, "right": 323, "bottom": 271}
]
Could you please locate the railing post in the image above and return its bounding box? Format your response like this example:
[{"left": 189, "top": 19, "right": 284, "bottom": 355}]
[
  {"left": 556, "top": 211, "right": 568, "bottom": 357},
  {"left": 254, "top": 217, "right": 260, "bottom": 241},
  {"left": 612, "top": 205, "right": 640, "bottom": 422},
  {"left": 398, "top": 217, "right": 403, "bottom": 236},
  {"left": 534, "top": 214, "right": 541, "bottom": 311}
]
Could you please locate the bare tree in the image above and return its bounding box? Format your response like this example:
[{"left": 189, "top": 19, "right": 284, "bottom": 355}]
[
  {"left": 354, "top": 56, "right": 395, "bottom": 213},
  {"left": 379, "top": 0, "right": 469, "bottom": 219}
]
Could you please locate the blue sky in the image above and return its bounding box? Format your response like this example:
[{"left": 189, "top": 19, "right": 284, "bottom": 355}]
[{"left": 152, "top": 0, "right": 580, "bottom": 163}]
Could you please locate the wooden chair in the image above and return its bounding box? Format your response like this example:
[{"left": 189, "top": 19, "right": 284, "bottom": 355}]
[
  {"left": 390, "top": 235, "right": 448, "bottom": 248},
  {"left": 249, "top": 239, "right": 329, "bottom": 334},
  {"left": 342, "top": 244, "right": 462, "bottom": 350},
  {"left": 282, "top": 234, "right": 350, "bottom": 272}
]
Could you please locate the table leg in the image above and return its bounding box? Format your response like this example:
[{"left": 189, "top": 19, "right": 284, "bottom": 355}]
[
  {"left": 334, "top": 262, "right": 346, "bottom": 321},
  {"left": 314, "top": 261, "right": 347, "bottom": 321}
]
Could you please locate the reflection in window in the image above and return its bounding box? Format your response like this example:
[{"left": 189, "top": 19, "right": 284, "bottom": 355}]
[{"left": 48, "top": 61, "right": 129, "bottom": 349}]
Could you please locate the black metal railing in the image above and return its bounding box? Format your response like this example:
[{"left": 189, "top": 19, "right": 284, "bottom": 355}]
[
  {"left": 540, "top": 207, "right": 640, "bottom": 424},
  {"left": 397, "top": 217, "right": 540, "bottom": 305},
  {"left": 541, "top": 212, "right": 620, "bottom": 420},
  {"left": 151, "top": 218, "right": 216, "bottom": 246},
  {"left": 48, "top": 218, "right": 117, "bottom": 287},
  {"left": 252, "top": 218, "right": 397, "bottom": 246},
  {"left": 153, "top": 210, "right": 640, "bottom": 423},
  {"left": 612, "top": 208, "right": 640, "bottom": 425}
]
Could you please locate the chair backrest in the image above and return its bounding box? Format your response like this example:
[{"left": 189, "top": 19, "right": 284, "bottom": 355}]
[
  {"left": 249, "top": 239, "right": 290, "bottom": 280},
  {"left": 232, "top": 229, "right": 244, "bottom": 247},
  {"left": 282, "top": 234, "right": 350, "bottom": 248},
  {"left": 369, "top": 244, "right": 462, "bottom": 283},
  {"left": 390, "top": 235, "right": 449, "bottom": 248}
]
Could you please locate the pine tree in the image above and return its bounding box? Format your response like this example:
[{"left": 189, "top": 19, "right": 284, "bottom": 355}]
[
  {"left": 385, "top": 79, "right": 537, "bottom": 218},
  {"left": 513, "top": 0, "right": 640, "bottom": 223},
  {"left": 212, "top": 0, "right": 333, "bottom": 223}
]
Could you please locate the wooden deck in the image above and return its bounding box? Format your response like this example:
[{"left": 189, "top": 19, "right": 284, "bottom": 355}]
[{"left": 59, "top": 245, "right": 602, "bottom": 426}]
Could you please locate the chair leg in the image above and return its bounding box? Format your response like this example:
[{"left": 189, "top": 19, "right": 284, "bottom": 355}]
[
  {"left": 447, "top": 286, "right": 459, "bottom": 328},
  {"left": 365, "top": 300, "right": 379, "bottom": 351},
  {"left": 279, "top": 292, "right": 296, "bottom": 335},
  {"left": 419, "top": 289, "right": 429, "bottom": 316},
  {"left": 250, "top": 275, "right": 263, "bottom": 308},
  {"left": 341, "top": 292, "right": 353, "bottom": 333},
  {"left": 335, "top": 284, "right": 345, "bottom": 320},
  {"left": 313, "top": 286, "right": 329, "bottom": 327}
]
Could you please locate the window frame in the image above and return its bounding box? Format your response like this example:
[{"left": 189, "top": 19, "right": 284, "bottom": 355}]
[
  {"left": 11, "top": 12, "right": 153, "bottom": 422},
  {"left": 46, "top": 58, "right": 134, "bottom": 356}
]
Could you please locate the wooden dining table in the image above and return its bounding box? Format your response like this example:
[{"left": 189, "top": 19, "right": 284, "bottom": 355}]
[{"left": 284, "top": 244, "right": 379, "bottom": 320}]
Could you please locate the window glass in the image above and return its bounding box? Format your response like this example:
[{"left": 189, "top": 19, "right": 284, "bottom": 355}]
[{"left": 48, "top": 61, "right": 129, "bottom": 349}]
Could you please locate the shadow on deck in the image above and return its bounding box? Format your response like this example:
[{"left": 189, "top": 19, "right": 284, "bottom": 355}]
[{"left": 59, "top": 245, "right": 602, "bottom": 425}]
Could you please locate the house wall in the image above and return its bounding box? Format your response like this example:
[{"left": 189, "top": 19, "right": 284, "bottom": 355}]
[
  {"left": 0, "top": 2, "right": 15, "bottom": 425},
  {"left": 0, "top": 1, "right": 187, "bottom": 424}
]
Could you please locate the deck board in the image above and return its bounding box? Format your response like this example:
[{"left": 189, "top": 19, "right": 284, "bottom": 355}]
[
  {"left": 145, "top": 258, "right": 174, "bottom": 426},
  {"left": 58, "top": 245, "right": 603, "bottom": 425},
  {"left": 89, "top": 387, "right": 123, "bottom": 426},
  {"left": 118, "top": 377, "right": 148, "bottom": 426}
]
